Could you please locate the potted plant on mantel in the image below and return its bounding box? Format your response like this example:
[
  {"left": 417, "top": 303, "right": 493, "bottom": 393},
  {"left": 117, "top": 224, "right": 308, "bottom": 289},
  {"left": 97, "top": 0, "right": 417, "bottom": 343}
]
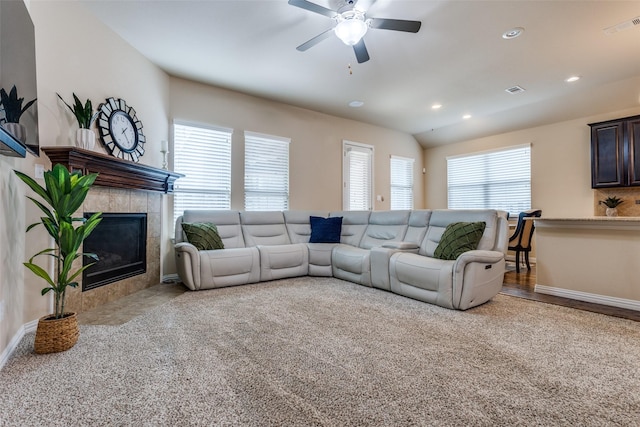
[
  {"left": 0, "top": 85, "right": 37, "bottom": 144},
  {"left": 14, "top": 164, "right": 102, "bottom": 354},
  {"left": 57, "top": 93, "right": 99, "bottom": 150},
  {"left": 601, "top": 196, "right": 624, "bottom": 217}
]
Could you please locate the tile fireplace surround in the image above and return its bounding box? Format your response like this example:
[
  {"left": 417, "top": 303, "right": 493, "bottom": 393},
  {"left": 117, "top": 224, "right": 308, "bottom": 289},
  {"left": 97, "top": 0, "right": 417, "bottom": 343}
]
[
  {"left": 66, "top": 187, "right": 162, "bottom": 313},
  {"left": 42, "top": 146, "right": 183, "bottom": 313}
]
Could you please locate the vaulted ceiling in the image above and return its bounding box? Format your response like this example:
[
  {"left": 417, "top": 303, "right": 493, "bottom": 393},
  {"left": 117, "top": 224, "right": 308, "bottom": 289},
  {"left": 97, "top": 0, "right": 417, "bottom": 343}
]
[{"left": 82, "top": 0, "right": 640, "bottom": 147}]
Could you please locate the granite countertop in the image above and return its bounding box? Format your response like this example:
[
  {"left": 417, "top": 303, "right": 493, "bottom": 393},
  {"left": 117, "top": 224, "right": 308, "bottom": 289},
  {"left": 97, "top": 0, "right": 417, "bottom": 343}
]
[
  {"left": 533, "top": 216, "right": 640, "bottom": 229},
  {"left": 535, "top": 216, "right": 640, "bottom": 221}
]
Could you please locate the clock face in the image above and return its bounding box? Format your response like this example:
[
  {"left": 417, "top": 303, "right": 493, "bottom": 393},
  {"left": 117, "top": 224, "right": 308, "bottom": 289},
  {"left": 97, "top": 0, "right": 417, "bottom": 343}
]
[
  {"left": 97, "top": 97, "right": 146, "bottom": 162},
  {"left": 109, "top": 111, "right": 137, "bottom": 151}
]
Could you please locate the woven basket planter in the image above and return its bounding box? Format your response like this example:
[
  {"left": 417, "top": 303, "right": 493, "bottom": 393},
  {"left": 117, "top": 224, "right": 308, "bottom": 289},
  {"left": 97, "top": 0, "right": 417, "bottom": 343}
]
[{"left": 34, "top": 312, "right": 79, "bottom": 354}]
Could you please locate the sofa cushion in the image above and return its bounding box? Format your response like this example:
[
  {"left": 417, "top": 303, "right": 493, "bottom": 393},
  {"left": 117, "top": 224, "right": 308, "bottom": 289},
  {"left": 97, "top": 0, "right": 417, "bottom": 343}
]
[
  {"left": 433, "top": 221, "right": 486, "bottom": 260},
  {"left": 359, "top": 210, "right": 410, "bottom": 249},
  {"left": 330, "top": 211, "right": 371, "bottom": 247},
  {"left": 241, "top": 211, "right": 290, "bottom": 246},
  {"left": 309, "top": 216, "right": 343, "bottom": 243},
  {"left": 182, "top": 210, "right": 245, "bottom": 249},
  {"left": 181, "top": 222, "right": 225, "bottom": 251},
  {"left": 283, "top": 210, "right": 329, "bottom": 243}
]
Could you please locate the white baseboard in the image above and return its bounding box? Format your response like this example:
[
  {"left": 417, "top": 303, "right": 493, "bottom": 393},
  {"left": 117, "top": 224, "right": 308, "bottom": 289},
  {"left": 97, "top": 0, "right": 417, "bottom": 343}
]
[
  {"left": 0, "top": 319, "right": 38, "bottom": 371},
  {"left": 505, "top": 255, "right": 537, "bottom": 264},
  {"left": 535, "top": 284, "right": 640, "bottom": 312}
]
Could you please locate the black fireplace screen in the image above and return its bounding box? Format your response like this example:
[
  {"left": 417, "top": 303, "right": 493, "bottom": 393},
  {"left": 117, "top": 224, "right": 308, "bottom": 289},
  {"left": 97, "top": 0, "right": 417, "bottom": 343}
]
[{"left": 82, "top": 213, "right": 147, "bottom": 291}]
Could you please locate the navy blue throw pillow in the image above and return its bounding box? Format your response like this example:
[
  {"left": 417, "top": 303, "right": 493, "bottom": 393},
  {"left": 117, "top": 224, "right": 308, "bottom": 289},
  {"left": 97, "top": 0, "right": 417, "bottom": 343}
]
[{"left": 309, "top": 216, "right": 343, "bottom": 243}]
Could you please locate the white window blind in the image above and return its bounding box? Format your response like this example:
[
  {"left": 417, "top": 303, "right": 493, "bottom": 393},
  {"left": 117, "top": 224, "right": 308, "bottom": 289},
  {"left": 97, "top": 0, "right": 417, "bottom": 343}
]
[
  {"left": 173, "top": 122, "right": 232, "bottom": 225},
  {"left": 244, "top": 131, "right": 290, "bottom": 211},
  {"left": 447, "top": 144, "right": 531, "bottom": 217},
  {"left": 343, "top": 141, "right": 373, "bottom": 211},
  {"left": 390, "top": 155, "right": 414, "bottom": 210}
]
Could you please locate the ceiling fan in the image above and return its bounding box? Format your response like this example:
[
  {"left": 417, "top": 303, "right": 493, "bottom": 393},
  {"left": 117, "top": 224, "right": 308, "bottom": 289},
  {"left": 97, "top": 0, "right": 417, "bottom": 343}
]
[{"left": 288, "top": 0, "right": 421, "bottom": 63}]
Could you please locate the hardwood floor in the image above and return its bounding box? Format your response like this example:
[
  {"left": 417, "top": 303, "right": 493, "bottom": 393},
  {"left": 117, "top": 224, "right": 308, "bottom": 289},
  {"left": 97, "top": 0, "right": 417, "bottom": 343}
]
[
  {"left": 78, "top": 264, "right": 640, "bottom": 326},
  {"left": 502, "top": 262, "right": 640, "bottom": 322}
]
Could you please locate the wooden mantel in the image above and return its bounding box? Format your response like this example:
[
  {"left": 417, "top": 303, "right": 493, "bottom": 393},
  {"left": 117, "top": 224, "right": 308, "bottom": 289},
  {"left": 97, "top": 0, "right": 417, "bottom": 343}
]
[{"left": 42, "top": 146, "right": 184, "bottom": 193}]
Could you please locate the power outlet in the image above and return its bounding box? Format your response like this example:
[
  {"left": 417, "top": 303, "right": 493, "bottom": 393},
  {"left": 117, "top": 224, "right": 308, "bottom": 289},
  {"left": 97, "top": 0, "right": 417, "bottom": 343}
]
[
  {"left": 35, "top": 164, "right": 44, "bottom": 179},
  {"left": 635, "top": 200, "right": 640, "bottom": 205},
  {"left": 0, "top": 300, "right": 5, "bottom": 323}
]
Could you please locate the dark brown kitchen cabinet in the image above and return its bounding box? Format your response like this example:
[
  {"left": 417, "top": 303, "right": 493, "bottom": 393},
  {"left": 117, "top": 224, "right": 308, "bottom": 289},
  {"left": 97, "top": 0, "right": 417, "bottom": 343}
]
[{"left": 589, "top": 115, "right": 640, "bottom": 188}]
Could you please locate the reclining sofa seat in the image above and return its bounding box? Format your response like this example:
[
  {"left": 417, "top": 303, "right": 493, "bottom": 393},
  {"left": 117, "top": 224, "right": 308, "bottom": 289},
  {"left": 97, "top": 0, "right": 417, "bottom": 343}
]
[
  {"left": 370, "top": 209, "right": 432, "bottom": 291},
  {"left": 240, "top": 211, "right": 310, "bottom": 281},
  {"left": 389, "top": 209, "right": 508, "bottom": 310},
  {"left": 331, "top": 210, "right": 410, "bottom": 286},
  {"left": 282, "top": 210, "right": 334, "bottom": 276},
  {"left": 175, "top": 210, "right": 260, "bottom": 290}
]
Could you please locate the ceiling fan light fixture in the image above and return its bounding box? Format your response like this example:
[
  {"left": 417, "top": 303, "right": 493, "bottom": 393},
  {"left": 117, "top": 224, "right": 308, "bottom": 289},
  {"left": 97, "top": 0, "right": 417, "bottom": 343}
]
[{"left": 335, "top": 11, "right": 368, "bottom": 46}]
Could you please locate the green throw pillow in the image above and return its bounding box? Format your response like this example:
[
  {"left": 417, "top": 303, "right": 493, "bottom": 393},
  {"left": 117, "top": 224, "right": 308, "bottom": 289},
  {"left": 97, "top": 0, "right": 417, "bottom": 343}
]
[
  {"left": 433, "top": 222, "right": 486, "bottom": 260},
  {"left": 181, "top": 222, "right": 224, "bottom": 251}
]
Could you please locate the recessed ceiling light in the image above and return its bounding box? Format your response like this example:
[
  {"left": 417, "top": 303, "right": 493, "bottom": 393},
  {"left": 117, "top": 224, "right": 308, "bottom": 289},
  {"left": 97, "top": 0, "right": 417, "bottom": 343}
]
[
  {"left": 463, "top": 114, "right": 472, "bottom": 120},
  {"left": 566, "top": 76, "right": 580, "bottom": 83},
  {"left": 349, "top": 100, "right": 364, "bottom": 108},
  {"left": 502, "top": 27, "right": 524, "bottom": 39},
  {"left": 432, "top": 104, "right": 442, "bottom": 110}
]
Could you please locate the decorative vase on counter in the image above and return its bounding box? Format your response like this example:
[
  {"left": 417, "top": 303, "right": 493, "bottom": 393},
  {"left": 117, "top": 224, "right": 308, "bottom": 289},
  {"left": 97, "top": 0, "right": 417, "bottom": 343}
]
[
  {"left": 2, "top": 122, "right": 26, "bottom": 143},
  {"left": 605, "top": 207, "right": 618, "bottom": 217},
  {"left": 76, "top": 128, "right": 95, "bottom": 150}
]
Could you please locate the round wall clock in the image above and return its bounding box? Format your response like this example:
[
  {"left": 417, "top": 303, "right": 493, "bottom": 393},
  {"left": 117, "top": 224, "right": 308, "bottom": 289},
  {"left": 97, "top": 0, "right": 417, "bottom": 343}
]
[{"left": 96, "top": 97, "right": 145, "bottom": 162}]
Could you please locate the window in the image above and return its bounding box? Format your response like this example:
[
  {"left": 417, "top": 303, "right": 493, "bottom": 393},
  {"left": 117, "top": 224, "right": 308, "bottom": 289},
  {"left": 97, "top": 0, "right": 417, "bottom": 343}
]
[
  {"left": 390, "top": 155, "right": 414, "bottom": 210},
  {"left": 173, "top": 122, "right": 232, "bottom": 225},
  {"left": 447, "top": 144, "right": 531, "bottom": 217},
  {"left": 244, "top": 131, "right": 290, "bottom": 211},
  {"left": 343, "top": 141, "right": 373, "bottom": 210}
]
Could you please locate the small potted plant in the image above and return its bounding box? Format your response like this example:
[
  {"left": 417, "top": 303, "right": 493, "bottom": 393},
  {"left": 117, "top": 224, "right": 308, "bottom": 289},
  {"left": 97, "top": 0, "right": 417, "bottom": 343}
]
[
  {"left": 14, "top": 164, "right": 102, "bottom": 353},
  {"left": 0, "top": 85, "right": 36, "bottom": 143},
  {"left": 57, "top": 93, "right": 99, "bottom": 150},
  {"left": 601, "top": 196, "right": 623, "bottom": 217}
]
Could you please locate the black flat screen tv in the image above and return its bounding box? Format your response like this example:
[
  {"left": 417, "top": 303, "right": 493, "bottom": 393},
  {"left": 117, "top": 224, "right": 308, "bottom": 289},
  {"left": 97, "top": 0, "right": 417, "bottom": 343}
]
[{"left": 0, "top": 0, "right": 38, "bottom": 157}]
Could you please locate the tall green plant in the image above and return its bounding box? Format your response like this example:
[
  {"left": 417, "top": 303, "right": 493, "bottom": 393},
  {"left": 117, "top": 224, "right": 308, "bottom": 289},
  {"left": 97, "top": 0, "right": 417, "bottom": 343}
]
[
  {"left": 0, "top": 85, "right": 36, "bottom": 124},
  {"left": 14, "top": 164, "right": 102, "bottom": 319},
  {"left": 56, "top": 93, "right": 98, "bottom": 129}
]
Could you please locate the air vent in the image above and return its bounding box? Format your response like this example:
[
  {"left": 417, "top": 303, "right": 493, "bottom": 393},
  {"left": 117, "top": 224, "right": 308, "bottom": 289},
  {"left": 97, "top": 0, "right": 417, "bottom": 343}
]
[
  {"left": 604, "top": 16, "right": 640, "bottom": 35},
  {"left": 505, "top": 85, "right": 526, "bottom": 94}
]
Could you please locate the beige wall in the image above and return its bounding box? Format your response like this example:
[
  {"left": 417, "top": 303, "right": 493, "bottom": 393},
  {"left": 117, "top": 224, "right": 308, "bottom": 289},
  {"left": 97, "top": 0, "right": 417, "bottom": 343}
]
[
  {"left": 0, "top": 1, "right": 170, "bottom": 358},
  {"left": 424, "top": 106, "right": 640, "bottom": 217},
  {"left": 169, "top": 77, "right": 425, "bottom": 211}
]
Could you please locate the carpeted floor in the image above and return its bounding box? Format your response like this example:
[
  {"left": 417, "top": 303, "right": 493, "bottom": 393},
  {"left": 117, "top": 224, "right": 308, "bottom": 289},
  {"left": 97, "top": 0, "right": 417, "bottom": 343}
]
[{"left": 1, "top": 277, "right": 639, "bottom": 426}]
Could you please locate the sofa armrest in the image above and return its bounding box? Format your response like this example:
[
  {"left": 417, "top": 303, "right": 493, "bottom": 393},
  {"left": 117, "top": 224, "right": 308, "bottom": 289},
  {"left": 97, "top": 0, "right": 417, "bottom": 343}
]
[
  {"left": 370, "top": 246, "right": 420, "bottom": 291},
  {"left": 454, "top": 250, "right": 504, "bottom": 268},
  {"left": 382, "top": 241, "right": 420, "bottom": 250},
  {"left": 175, "top": 242, "right": 201, "bottom": 290},
  {"left": 452, "top": 250, "right": 506, "bottom": 310}
]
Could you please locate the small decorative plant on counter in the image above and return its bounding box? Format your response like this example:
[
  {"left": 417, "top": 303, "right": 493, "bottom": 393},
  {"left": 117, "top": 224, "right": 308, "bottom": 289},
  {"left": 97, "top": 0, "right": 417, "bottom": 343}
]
[
  {"left": 600, "top": 196, "right": 624, "bottom": 217},
  {"left": 0, "top": 85, "right": 36, "bottom": 123},
  {"left": 57, "top": 93, "right": 98, "bottom": 149},
  {"left": 14, "top": 164, "right": 102, "bottom": 353},
  {"left": 0, "top": 85, "right": 37, "bottom": 143}
]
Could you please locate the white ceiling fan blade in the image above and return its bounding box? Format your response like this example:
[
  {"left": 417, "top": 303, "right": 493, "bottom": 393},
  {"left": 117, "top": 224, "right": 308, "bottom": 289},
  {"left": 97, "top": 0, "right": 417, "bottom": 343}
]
[{"left": 296, "top": 28, "right": 335, "bottom": 51}]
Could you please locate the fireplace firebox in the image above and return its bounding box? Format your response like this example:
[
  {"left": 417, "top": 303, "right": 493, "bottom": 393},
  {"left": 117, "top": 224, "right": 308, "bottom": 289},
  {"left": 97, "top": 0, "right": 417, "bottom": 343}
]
[{"left": 82, "top": 213, "right": 147, "bottom": 291}]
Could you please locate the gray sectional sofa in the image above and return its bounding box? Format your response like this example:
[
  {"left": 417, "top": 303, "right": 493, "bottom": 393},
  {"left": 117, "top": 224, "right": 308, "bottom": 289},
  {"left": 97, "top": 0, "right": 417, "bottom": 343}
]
[{"left": 174, "top": 209, "right": 509, "bottom": 310}]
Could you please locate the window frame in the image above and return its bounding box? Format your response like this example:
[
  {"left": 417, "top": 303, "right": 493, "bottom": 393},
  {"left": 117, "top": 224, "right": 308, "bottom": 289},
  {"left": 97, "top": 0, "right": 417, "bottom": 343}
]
[
  {"left": 390, "top": 155, "right": 415, "bottom": 210},
  {"left": 446, "top": 144, "right": 531, "bottom": 217},
  {"left": 343, "top": 140, "right": 374, "bottom": 211},
  {"left": 172, "top": 121, "right": 233, "bottom": 225},
  {"left": 244, "top": 130, "right": 291, "bottom": 212}
]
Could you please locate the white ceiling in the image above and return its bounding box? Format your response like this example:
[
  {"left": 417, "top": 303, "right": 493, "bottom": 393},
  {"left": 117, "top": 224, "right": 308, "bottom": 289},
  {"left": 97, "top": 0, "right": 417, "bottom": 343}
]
[{"left": 81, "top": 0, "right": 640, "bottom": 148}]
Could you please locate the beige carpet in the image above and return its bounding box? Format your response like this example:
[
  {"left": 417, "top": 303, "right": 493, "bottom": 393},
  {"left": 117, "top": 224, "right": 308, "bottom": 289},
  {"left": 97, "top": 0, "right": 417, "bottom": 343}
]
[{"left": 1, "top": 277, "right": 639, "bottom": 426}]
